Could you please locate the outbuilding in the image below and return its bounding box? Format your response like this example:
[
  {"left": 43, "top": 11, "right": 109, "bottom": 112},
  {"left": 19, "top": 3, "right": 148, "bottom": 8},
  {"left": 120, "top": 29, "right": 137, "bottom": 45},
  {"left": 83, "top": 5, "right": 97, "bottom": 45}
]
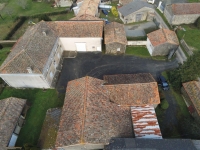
[
  {"left": 146, "top": 28, "right": 179, "bottom": 56},
  {"left": 104, "top": 22, "right": 127, "bottom": 54}
]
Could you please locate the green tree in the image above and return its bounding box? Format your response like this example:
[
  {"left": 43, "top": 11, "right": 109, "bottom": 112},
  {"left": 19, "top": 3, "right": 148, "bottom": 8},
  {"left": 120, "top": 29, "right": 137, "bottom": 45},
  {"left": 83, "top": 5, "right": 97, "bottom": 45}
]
[{"left": 168, "top": 51, "right": 200, "bottom": 91}]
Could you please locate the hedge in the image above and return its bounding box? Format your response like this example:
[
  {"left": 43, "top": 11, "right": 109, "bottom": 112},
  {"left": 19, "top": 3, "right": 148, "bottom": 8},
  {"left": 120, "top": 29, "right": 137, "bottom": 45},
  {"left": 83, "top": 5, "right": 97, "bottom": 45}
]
[{"left": 4, "top": 10, "right": 68, "bottom": 40}]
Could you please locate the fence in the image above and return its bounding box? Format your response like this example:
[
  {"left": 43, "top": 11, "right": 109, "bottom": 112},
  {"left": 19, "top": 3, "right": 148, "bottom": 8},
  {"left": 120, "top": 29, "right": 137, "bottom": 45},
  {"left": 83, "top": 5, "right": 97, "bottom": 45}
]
[{"left": 180, "top": 39, "right": 193, "bottom": 56}]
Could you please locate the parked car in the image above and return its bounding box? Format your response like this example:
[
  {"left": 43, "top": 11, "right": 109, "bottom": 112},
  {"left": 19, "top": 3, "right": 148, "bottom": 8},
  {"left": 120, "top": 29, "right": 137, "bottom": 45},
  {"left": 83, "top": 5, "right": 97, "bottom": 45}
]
[
  {"left": 147, "top": 0, "right": 155, "bottom": 4},
  {"left": 158, "top": 75, "right": 169, "bottom": 90}
]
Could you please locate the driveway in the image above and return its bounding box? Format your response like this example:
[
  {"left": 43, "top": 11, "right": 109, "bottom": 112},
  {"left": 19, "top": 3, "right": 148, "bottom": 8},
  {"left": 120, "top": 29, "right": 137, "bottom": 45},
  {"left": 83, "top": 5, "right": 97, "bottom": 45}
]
[{"left": 56, "top": 53, "right": 178, "bottom": 93}]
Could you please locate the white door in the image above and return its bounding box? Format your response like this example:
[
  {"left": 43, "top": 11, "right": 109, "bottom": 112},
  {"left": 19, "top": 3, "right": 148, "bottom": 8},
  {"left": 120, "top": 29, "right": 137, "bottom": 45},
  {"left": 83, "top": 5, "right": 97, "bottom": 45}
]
[{"left": 75, "top": 43, "right": 86, "bottom": 51}]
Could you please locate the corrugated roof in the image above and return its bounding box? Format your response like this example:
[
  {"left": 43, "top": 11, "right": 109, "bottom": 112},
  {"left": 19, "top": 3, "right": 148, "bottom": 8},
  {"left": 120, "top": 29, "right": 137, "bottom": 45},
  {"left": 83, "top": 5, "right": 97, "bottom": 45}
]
[
  {"left": 55, "top": 76, "right": 133, "bottom": 148},
  {"left": 0, "top": 97, "right": 26, "bottom": 148},
  {"left": 171, "top": 3, "right": 200, "bottom": 15},
  {"left": 131, "top": 105, "right": 162, "bottom": 139},
  {"left": 118, "top": 0, "right": 154, "bottom": 16},
  {"left": 104, "top": 22, "right": 127, "bottom": 45},
  {"left": 147, "top": 28, "right": 179, "bottom": 47},
  {"left": 183, "top": 81, "right": 200, "bottom": 116}
]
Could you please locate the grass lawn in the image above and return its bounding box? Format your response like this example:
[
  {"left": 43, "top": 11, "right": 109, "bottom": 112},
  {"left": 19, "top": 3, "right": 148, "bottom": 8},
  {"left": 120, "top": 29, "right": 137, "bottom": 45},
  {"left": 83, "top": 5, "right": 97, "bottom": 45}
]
[
  {"left": 50, "top": 11, "right": 75, "bottom": 21},
  {"left": 176, "top": 24, "right": 200, "bottom": 51},
  {"left": 125, "top": 46, "right": 151, "bottom": 58},
  {"left": 0, "top": 47, "right": 11, "bottom": 65},
  {"left": 0, "top": 0, "right": 66, "bottom": 40},
  {"left": 0, "top": 87, "right": 65, "bottom": 146}
]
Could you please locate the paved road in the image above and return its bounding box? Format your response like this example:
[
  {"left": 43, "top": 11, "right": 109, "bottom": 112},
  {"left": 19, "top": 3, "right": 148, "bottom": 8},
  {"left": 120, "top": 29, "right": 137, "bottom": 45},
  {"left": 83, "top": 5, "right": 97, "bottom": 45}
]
[{"left": 56, "top": 53, "right": 178, "bottom": 93}]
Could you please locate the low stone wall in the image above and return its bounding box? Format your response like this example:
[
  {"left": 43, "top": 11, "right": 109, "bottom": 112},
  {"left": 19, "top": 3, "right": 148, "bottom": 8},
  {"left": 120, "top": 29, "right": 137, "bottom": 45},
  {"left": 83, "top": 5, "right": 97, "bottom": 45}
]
[{"left": 127, "top": 41, "right": 147, "bottom": 46}]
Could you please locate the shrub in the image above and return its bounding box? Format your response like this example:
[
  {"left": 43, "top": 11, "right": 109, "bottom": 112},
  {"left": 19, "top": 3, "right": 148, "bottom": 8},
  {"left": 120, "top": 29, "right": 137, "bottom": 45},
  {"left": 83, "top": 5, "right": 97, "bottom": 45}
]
[
  {"left": 111, "top": 6, "right": 118, "bottom": 17},
  {"left": 195, "top": 17, "right": 200, "bottom": 29},
  {"left": 38, "top": 14, "right": 52, "bottom": 21},
  {"left": 160, "top": 99, "right": 169, "bottom": 110}
]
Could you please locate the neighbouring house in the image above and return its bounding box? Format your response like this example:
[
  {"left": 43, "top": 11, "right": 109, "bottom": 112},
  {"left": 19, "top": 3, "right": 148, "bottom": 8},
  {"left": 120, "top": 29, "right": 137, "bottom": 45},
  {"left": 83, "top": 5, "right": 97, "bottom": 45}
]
[
  {"left": 0, "top": 20, "right": 104, "bottom": 89},
  {"left": 118, "top": 0, "right": 155, "bottom": 24},
  {"left": 104, "top": 22, "right": 127, "bottom": 54},
  {"left": 182, "top": 81, "right": 200, "bottom": 124},
  {"left": 0, "top": 97, "right": 26, "bottom": 149},
  {"left": 55, "top": 0, "right": 72, "bottom": 7},
  {"left": 164, "top": 3, "right": 200, "bottom": 25},
  {"left": 55, "top": 73, "right": 161, "bottom": 149},
  {"left": 146, "top": 28, "right": 179, "bottom": 56},
  {"left": 105, "top": 138, "right": 197, "bottom": 150},
  {"left": 71, "top": 0, "right": 100, "bottom": 19}
]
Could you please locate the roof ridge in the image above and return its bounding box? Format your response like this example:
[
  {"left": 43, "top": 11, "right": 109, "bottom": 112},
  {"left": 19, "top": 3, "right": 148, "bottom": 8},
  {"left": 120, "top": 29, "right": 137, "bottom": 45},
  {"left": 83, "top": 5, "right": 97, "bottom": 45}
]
[{"left": 80, "top": 76, "right": 89, "bottom": 143}]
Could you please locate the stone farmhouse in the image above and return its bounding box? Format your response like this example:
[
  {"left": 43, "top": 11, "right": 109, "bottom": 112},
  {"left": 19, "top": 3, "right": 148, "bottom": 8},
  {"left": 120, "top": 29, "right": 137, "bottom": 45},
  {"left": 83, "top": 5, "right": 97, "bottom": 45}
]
[
  {"left": 0, "top": 97, "right": 26, "bottom": 149},
  {"left": 118, "top": 0, "right": 155, "bottom": 24},
  {"left": 146, "top": 28, "right": 179, "bottom": 56},
  {"left": 182, "top": 81, "right": 200, "bottom": 124},
  {"left": 164, "top": 3, "right": 200, "bottom": 25},
  {"left": 50, "top": 73, "right": 162, "bottom": 149},
  {"left": 104, "top": 22, "right": 127, "bottom": 54},
  {"left": 0, "top": 20, "right": 104, "bottom": 89}
]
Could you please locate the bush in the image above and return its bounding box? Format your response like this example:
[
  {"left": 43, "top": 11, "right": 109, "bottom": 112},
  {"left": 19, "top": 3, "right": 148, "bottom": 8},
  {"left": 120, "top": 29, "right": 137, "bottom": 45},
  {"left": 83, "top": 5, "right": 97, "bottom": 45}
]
[
  {"left": 38, "top": 14, "right": 52, "bottom": 21},
  {"left": 160, "top": 99, "right": 169, "bottom": 110},
  {"left": 195, "top": 17, "right": 200, "bottom": 29},
  {"left": 111, "top": 6, "right": 118, "bottom": 17}
]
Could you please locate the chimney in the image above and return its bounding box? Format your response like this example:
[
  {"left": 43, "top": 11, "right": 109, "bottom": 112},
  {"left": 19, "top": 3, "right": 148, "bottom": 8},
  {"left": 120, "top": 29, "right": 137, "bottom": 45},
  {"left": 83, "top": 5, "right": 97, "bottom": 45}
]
[{"left": 42, "top": 31, "right": 46, "bottom": 36}]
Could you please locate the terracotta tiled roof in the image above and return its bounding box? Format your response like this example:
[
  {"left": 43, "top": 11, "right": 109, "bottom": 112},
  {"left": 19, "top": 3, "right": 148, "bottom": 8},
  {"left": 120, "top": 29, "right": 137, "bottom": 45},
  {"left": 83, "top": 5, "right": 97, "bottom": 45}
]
[
  {"left": 76, "top": 0, "right": 100, "bottom": 17},
  {"left": 131, "top": 105, "right": 162, "bottom": 139},
  {"left": 70, "top": 14, "right": 102, "bottom": 21},
  {"left": 171, "top": 3, "right": 200, "bottom": 15},
  {"left": 55, "top": 76, "right": 133, "bottom": 147},
  {"left": 183, "top": 81, "right": 200, "bottom": 116},
  {"left": 104, "top": 74, "right": 160, "bottom": 106},
  {"left": 47, "top": 21, "right": 104, "bottom": 37},
  {"left": 0, "top": 97, "right": 26, "bottom": 148},
  {"left": 104, "top": 73, "right": 155, "bottom": 84},
  {"left": 104, "top": 22, "right": 127, "bottom": 45},
  {"left": 0, "top": 21, "right": 57, "bottom": 74},
  {"left": 147, "top": 29, "right": 179, "bottom": 47},
  {"left": 105, "top": 82, "right": 160, "bottom": 106},
  {"left": 56, "top": 74, "right": 160, "bottom": 147}
]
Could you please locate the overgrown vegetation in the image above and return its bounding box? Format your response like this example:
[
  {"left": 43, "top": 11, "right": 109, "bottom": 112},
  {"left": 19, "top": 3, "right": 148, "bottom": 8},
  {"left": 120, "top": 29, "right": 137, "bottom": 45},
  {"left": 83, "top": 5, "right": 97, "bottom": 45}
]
[
  {"left": 0, "top": 0, "right": 67, "bottom": 40},
  {"left": 196, "top": 17, "right": 200, "bottom": 29},
  {"left": 0, "top": 47, "right": 10, "bottom": 65},
  {"left": 0, "top": 87, "right": 65, "bottom": 146},
  {"left": 176, "top": 24, "right": 200, "bottom": 51},
  {"left": 160, "top": 99, "right": 169, "bottom": 110},
  {"left": 167, "top": 51, "right": 200, "bottom": 91}
]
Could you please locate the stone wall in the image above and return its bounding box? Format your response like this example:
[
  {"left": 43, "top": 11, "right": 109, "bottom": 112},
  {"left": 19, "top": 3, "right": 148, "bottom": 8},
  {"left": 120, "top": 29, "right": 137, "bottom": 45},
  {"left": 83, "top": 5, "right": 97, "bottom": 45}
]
[
  {"left": 127, "top": 41, "right": 147, "bottom": 46},
  {"left": 172, "top": 14, "right": 200, "bottom": 25},
  {"left": 105, "top": 42, "right": 126, "bottom": 54},
  {"left": 152, "top": 42, "right": 178, "bottom": 56}
]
